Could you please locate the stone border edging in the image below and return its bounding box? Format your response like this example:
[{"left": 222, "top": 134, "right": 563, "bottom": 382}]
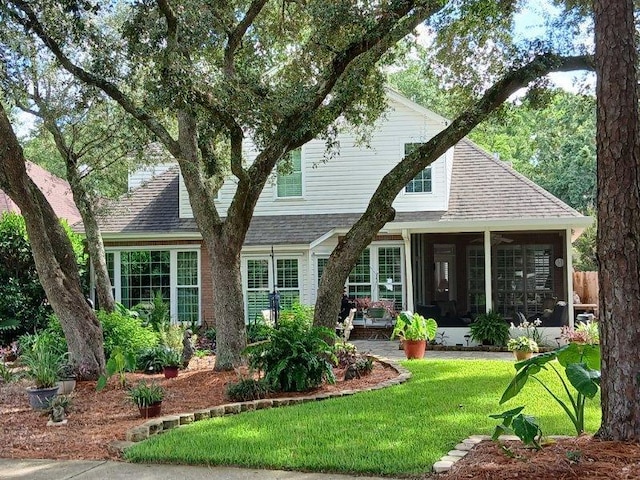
[
  {"left": 112, "top": 355, "right": 410, "bottom": 454},
  {"left": 432, "top": 434, "right": 573, "bottom": 473}
]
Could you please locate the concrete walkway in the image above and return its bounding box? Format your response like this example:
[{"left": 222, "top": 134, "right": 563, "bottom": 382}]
[
  {"left": 0, "top": 342, "right": 510, "bottom": 480},
  {"left": 0, "top": 459, "right": 397, "bottom": 480},
  {"left": 352, "top": 339, "right": 515, "bottom": 361}
]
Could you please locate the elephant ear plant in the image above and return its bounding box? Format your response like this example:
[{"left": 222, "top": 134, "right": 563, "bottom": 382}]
[
  {"left": 491, "top": 337, "right": 601, "bottom": 449},
  {"left": 391, "top": 311, "right": 438, "bottom": 341}
]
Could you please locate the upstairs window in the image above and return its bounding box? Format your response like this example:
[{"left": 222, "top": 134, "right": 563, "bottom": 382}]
[
  {"left": 404, "top": 143, "right": 432, "bottom": 193},
  {"left": 277, "top": 148, "right": 303, "bottom": 198}
]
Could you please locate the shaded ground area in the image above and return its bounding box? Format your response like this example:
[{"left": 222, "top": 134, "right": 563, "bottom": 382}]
[
  {"left": 442, "top": 435, "right": 640, "bottom": 480},
  {"left": 0, "top": 357, "right": 397, "bottom": 461}
]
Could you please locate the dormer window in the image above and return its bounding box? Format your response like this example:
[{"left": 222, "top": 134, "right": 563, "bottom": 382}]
[
  {"left": 404, "top": 143, "right": 432, "bottom": 193},
  {"left": 276, "top": 148, "right": 303, "bottom": 198}
]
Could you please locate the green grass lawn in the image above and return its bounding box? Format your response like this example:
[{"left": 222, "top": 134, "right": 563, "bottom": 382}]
[{"left": 125, "top": 359, "right": 601, "bottom": 476}]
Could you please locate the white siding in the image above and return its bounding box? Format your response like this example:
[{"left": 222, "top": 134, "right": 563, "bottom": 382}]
[
  {"left": 179, "top": 94, "right": 452, "bottom": 219},
  {"left": 129, "top": 162, "right": 175, "bottom": 191}
]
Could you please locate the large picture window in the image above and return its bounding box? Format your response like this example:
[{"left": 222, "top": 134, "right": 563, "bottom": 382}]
[{"left": 102, "top": 249, "right": 200, "bottom": 324}]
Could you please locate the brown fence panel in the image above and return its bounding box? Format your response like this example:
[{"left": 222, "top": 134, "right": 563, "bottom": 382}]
[{"left": 573, "top": 271, "right": 599, "bottom": 305}]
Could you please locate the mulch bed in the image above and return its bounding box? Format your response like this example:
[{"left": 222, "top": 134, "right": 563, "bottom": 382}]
[
  {"left": 441, "top": 435, "right": 640, "bottom": 480},
  {"left": 0, "top": 356, "right": 397, "bottom": 460}
]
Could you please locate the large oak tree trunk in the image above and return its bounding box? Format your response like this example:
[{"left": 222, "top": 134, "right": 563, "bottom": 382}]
[
  {"left": 205, "top": 235, "right": 247, "bottom": 371},
  {"left": 594, "top": 0, "right": 640, "bottom": 441},
  {"left": 0, "top": 104, "right": 105, "bottom": 377}
]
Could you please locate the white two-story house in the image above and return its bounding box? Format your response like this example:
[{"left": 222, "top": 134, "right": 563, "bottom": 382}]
[{"left": 93, "top": 89, "right": 591, "bottom": 342}]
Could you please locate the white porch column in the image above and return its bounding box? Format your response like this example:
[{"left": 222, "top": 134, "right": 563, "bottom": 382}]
[
  {"left": 402, "top": 229, "right": 414, "bottom": 312},
  {"left": 484, "top": 230, "right": 493, "bottom": 313},
  {"left": 565, "top": 227, "right": 575, "bottom": 327}
]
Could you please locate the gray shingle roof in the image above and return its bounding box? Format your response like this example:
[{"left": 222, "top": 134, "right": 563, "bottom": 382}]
[
  {"left": 444, "top": 140, "right": 582, "bottom": 220},
  {"left": 93, "top": 140, "right": 583, "bottom": 245}
]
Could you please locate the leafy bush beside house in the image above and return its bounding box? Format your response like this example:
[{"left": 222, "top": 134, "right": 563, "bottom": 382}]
[
  {"left": 98, "top": 310, "right": 158, "bottom": 359},
  {"left": 0, "top": 212, "right": 88, "bottom": 344}
]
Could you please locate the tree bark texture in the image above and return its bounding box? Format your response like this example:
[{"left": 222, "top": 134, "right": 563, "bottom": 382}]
[
  {"left": 0, "top": 104, "right": 105, "bottom": 377},
  {"left": 314, "top": 54, "right": 594, "bottom": 330},
  {"left": 594, "top": 0, "right": 640, "bottom": 441}
]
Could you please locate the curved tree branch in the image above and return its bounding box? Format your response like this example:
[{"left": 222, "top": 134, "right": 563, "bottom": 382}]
[{"left": 224, "top": 0, "right": 269, "bottom": 77}]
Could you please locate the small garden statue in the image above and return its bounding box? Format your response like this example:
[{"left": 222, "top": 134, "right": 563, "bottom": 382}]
[{"left": 181, "top": 329, "right": 195, "bottom": 368}]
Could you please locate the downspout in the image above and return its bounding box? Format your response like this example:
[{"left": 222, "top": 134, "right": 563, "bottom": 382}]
[{"left": 484, "top": 230, "right": 493, "bottom": 313}]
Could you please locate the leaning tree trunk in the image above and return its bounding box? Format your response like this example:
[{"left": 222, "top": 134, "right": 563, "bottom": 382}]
[
  {"left": 65, "top": 159, "right": 116, "bottom": 313},
  {"left": 0, "top": 104, "right": 105, "bottom": 378},
  {"left": 594, "top": 0, "right": 640, "bottom": 441}
]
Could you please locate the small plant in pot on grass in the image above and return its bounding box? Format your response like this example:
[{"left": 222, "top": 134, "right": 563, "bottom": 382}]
[
  {"left": 127, "top": 380, "right": 165, "bottom": 418},
  {"left": 390, "top": 311, "right": 438, "bottom": 359},
  {"left": 469, "top": 310, "right": 510, "bottom": 347},
  {"left": 160, "top": 347, "right": 182, "bottom": 378},
  {"left": 507, "top": 336, "right": 539, "bottom": 361}
]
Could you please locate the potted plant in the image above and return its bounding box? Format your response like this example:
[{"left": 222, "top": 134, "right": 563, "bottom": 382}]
[
  {"left": 57, "top": 358, "right": 77, "bottom": 395},
  {"left": 507, "top": 336, "right": 539, "bottom": 361},
  {"left": 21, "top": 341, "right": 62, "bottom": 410},
  {"left": 127, "top": 380, "right": 165, "bottom": 418},
  {"left": 390, "top": 311, "right": 438, "bottom": 359},
  {"left": 469, "top": 310, "right": 510, "bottom": 347},
  {"left": 160, "top": 347, "right": 181, "bottom": 378}
]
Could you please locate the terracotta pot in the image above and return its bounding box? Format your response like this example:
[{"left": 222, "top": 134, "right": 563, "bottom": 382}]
[
  {"left": 139, "top": 402, "right": 162, "bottom": 418},
  {"left": 163, "top": 366, "right": 179, "bottom": 379},
  {"left": 514, "top": 351, "right": 533, "bottom": 361},
  {"left": 403, "top": 340, "right": 427, "bottom": 359}
]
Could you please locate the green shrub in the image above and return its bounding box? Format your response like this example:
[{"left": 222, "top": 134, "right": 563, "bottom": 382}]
[
  {"left": 19, "top": 317, "right": 68, "bottom": 358},
  {"left": 279, "top": 302, "right": 314, "bottom": 328},
  {"left": 157, "top": 324, "right": 184, "bottom": 352},
  {"left": 0, "top": 213, "right": 88, "bottom": 344},
  {"left": 137, "top": 345, "right": 167, "bottom": 374},
  {"left": 245, "top": 321, "right": 336, "bottom": 392},
  {"left": 247, "top": 320, "right": 271, "bottom": 343},
  {"left": 225, "top": 377, "right": 272, "bottom": 402},
  {"left": 133, "top": 291, "right": 170, "bottom": 331},
  {"left": 98, "top": 310, "right": 158, "bottom": 359},
  {"left": 469, "top": 310, "right": 510, "bottom": 347}
]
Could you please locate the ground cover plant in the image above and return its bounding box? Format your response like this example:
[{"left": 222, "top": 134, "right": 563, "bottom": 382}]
[{"left": 125, "top": 360, "right": 601, "bottom": 476}]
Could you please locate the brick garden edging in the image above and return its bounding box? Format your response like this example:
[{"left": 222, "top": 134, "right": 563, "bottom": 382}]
[
  {"left": 109, "top": 356, "right": 410, "bottom": 455},
  {"left": 431, "top": 434, "right": 573, "bottom": 474}
]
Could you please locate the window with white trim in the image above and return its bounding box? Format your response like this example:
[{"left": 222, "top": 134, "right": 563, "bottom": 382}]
[
  {"left": 176, "top": 251, "right": 199, "bottom": 323},
  {"left": 404, "top": 143, "right": 432, "bottom": 193},
  {"left": 377, "top": 247, "right": 403, "bottom": 312},
  {"left": 277, "top": 258, "right": 300, "bottom": 310},
  {"left": 120, "top": 250, "right": 171, "bottom": 308},
  {"left": 276, "top": 149, "right": 302, "bottom": 197},
  {"left": 345, "top": 246, "right": 405, "bottom": 311},
  {"left": 246, "top": 259, "right": 270, "bottom": 323},
  {"left": 102, "top": 249, "right": 200, "bottom": 324}
]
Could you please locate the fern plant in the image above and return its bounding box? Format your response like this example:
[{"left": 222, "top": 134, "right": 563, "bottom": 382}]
[{"left": 245, "top": 321, "right": 336, "bottom": 392}]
